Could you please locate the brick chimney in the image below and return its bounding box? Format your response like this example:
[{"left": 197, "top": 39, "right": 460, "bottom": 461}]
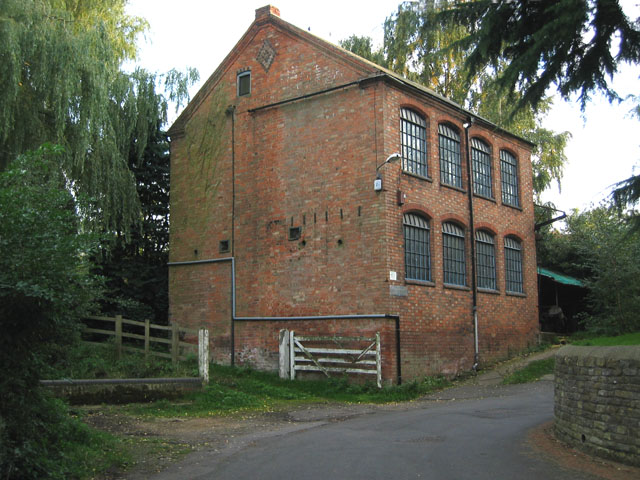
[{"left": 255, "top": 5, "right": 280, "bottom": 20}]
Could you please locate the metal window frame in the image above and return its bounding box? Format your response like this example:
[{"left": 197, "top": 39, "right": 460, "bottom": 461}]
[
  {"left": 475, "top": 230, "right": 496, "bottom": 290},
  {"left": 500, "top": 150, "right": 520, "bottom": 207},
  {"left": 403, "top": 213, "right": 431, "bottom": 282},
  {"left": 504, "top": 237, "right": 523, "bottom": 293},
  {"left": 400, "top": 109, "right": 428, "bottom": 178},
  {"left": 439, "top": 124, "right": 462, "bottom": 188},
  {"left": 471, "top": 138, "right": 493, "bottom": 198},
  {"left": 442, "top": 222, "right": 466, "bottom": 286}
]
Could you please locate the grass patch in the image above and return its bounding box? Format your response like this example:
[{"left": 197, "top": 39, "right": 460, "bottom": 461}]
[
  {"left": 126, "top": 364, "right": 451, "bottom": 418},
  {"left": 570, "top": 332, "right": 640, "bottom": 346},
  {"left": 43, "top": 342, "right": 199, "bottom": 380},
  {"left": 502, "top": 357, "right": 555, "bottom": 385}
]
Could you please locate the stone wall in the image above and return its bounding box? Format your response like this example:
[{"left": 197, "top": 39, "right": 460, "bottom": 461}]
[{"left": 554, "top": 345, "right": 640, "bottom": 466}]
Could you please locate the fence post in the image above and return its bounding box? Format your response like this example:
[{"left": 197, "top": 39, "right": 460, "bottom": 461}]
[
  {"left": 115, "top": 315, "right": 123, "bottom": 360},
  {"left": 144, "top": 319, "right": 150, "bottom": 359},
  {"left": 279, "top": 329, "right": 289, "bottom": 379},
  {"left": 376, "top": 332, "right": 382, "bottom": 389},
  {"left": 289, "top": 330, "right": 295, "bottom": 380},
  {"left": 198, "top": 328, "right": 209, "bottom": 385},
  {"left": 171, "top": 323, "right": 179, "bottom": 363}
]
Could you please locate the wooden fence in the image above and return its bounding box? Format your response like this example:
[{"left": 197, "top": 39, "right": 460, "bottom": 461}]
[
  {"left": 82, "top": 315, "right": 209, "bottom": 383},
  {"left": 279, "top": 330, "right": 382, "bottom": 388}
]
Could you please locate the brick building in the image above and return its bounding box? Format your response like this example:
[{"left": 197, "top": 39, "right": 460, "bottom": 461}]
[{"left": 167, "top": 5, "right": 539, "bottom": 382}]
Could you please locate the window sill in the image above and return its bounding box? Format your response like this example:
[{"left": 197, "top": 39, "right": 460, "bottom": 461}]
[
  {"left": 440, "top": 183, "right": 466, "bottom": 194},
  {"left": 506, "top": 290, "right": 526, "bottom": 298},
  {"left": 406, "top": 279, "right": 436, "bottom": 287},
  {"left": 478, "top": 288, "right": 500, "bottom": 295},
  {"left": 444, "top": 283, "right": 470, "bottom": 291},
  {"left": 402, "top": 171, "right": 433, "bottom": 182},
  {"left": 474, "top": 193, "right": 496, "bottom": 203},
  {"left": 501, "top": 202, "right": 522, "bottom": 211}
]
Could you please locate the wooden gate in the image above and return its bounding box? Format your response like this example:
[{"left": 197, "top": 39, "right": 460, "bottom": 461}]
[{"left": 279, "top": 330, "right": 382, "bottom": 388}]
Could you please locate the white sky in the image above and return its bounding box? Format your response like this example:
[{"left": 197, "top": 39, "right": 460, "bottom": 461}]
[{"left": 126, "top": 0, "right": 640, "bottom": 214}]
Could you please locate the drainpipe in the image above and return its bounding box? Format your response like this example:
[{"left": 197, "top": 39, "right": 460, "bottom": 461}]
[
  {"left": 463, "top": 117, "right": 479, "bottom": 371},
  {"left": 226, "top": 105, "right": 237, "bottom": 366}
]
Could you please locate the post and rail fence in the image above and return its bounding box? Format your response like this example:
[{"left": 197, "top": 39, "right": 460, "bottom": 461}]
[{"left": 82, "top": 315, "right": 210, "bottom": 384}]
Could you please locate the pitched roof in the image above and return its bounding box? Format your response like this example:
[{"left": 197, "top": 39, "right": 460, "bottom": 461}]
[{"left": 168, "top": 5, "right": 534, "bottom": 148}]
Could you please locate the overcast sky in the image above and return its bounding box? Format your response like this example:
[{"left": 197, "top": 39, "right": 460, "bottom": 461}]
[{"left": 126, "top": 0, "right": 640, "bottom": 214}]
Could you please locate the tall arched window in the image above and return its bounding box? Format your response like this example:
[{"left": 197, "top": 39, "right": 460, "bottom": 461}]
[
  {"left": 471, "top": 138, "right": 492, "bottom": 198},
  {"left": 475, "top": 230, "right": 496, "bottom": 290},
  {"left": 500, "top": 150, "right": 520, "bottom": 207},
  {"left": 439, "top": 124, "right": 462, "bottom": 188},
  {"left": 400, "top": 109, "right": 428, "bottom": 178},
  {"left": 404, "top": 213, "right": 431, "bottom": 281},
  {"left": 443, "top": 222, "right": 466, "bottom": 286},
  {"left": 504, "top": 237, "right": 524, "bottom": 293}
]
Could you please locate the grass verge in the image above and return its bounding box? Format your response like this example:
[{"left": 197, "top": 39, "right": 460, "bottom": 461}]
[
  {"left": 570, "top": 332, "right": 640, "bottom": 346},
  {"left": 502, "top": 357, "right": 555, "bottom": 385},
  {"left": 125, "top": 363, "right": 452, "bottom": 418}
]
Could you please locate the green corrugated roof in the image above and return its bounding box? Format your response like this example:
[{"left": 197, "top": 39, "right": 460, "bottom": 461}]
[{"left": 537, "top": 267, "right": 585, "bottom": 287}]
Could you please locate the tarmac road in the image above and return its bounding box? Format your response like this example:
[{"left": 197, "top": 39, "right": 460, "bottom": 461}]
[{"left": 143, "top": 378, "right": 606, "bottom": 480}]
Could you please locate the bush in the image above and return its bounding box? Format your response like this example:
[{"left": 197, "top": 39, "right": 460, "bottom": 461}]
[{"left": 0, "top": 145, "right": 102, "bottom": 478}]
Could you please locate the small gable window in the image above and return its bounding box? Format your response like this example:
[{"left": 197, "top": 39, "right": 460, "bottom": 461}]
[{"left": 237, "top": 71, "right": 251, "bottom": 97}]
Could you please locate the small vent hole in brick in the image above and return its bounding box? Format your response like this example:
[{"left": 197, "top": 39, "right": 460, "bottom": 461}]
[
  {"left": 219, "top": 240, "right": 230, "bottom": 253},
  {"left": 337, "top": 239, "right": 343, "bottom": 246},
  {"left": 300, "top": 239, "right": 306, "bottom": 247},
  {"left": 289, "top": 227, "right": 301, "bottom": 241}
]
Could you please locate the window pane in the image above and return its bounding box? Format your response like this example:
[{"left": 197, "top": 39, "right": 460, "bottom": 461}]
[
  {"left": 504, "top": 237, "right": 523, "bottom": 293},
  {"left": 439, "top": 125, "right": 462, "bottom": 188},
  {"left": 471, "top": 139, "right": 492, "bottom": 198},
  {"left": 500, "top": 150, "right": 519, "bottom": 206},
  {"left": 401, "top": 109, "right": 428, "bottom": 178},
  {"left": 443, "top": 222, "right": 465, "bottom": 286},
  {"left": 475, "top": 230, "right": 496, "bottom": 290},
  {"left": 404, "top": 214, "right": 431, "bottom": 281}
]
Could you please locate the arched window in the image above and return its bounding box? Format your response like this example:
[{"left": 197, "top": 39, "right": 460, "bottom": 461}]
[
  {"left": 504, "top": 237, "right": 524, "bottom": 293},
  {"left": 403, "top": 213, "right": 431, "bottom": 281},
  {"left": 471, "top": 138, "right": 492, "bottom": 198},
  {"left": 439, "top": 124, "right": 462, "bottom": 188},
  {"left": 475, "top": 230, "right": 496, "bottom": 290},
  {"left": 500, "top": 150, "right": 520, "bottom": 207},
  {"left": 443, "top": 222, "right": 466, "bottom": 286},
  {"left": 400, "top": 109, "right": 428, "bottom": 178}
]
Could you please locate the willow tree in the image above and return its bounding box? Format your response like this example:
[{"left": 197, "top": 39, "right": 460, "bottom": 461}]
[{"left": 0, "top": 0, "right": 191, "bottom": 232}]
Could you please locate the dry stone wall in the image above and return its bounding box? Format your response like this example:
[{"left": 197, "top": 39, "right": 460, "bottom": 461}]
[{"left": 554, "top": 345, "right": 640, "bottom": 466}]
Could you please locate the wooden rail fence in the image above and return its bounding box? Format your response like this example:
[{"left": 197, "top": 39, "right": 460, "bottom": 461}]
[{"left": 82, "top": 315, "right": 210, "bottom": 383}]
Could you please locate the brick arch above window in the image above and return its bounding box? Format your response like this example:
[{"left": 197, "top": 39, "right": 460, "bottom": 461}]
[
  {"left": 439, "top": 213, "right": 468, "bottom": 229},
  {"left": 402, "top": 204, "right": 434, "bottom": 221},
  {"left": 473, "top": 222, "right": 499, "bottom": 236}
]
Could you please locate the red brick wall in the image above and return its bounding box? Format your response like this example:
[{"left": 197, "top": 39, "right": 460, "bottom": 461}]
[{"left": 169, "top": 15, "right": 539, "bottom": 382}]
